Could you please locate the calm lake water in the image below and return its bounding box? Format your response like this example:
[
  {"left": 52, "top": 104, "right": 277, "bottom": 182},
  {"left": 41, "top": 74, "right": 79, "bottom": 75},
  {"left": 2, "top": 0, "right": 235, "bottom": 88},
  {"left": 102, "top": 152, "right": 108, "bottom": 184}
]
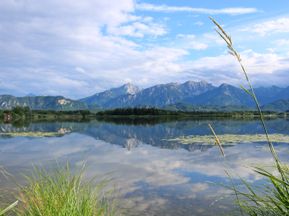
[{"left": 1, "top": 118, "right": 289, "bottom": 215}]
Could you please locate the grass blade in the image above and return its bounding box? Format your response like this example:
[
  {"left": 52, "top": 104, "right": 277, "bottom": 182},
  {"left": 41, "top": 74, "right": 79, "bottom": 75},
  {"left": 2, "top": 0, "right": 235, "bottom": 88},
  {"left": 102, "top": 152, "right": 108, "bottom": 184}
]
[
  {"left": 208, "top": 123, "right": 225, "bottom": 157},
  {"left": 0, "top": 200, "right": 18, "bottom": 215}
]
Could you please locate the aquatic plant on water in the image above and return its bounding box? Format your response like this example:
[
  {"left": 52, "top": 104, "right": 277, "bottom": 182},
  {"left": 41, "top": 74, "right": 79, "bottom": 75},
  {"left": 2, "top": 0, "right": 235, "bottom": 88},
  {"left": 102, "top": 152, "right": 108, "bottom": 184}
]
[{"left": 168, "top": 133, "right": 289, "bottom": 145}]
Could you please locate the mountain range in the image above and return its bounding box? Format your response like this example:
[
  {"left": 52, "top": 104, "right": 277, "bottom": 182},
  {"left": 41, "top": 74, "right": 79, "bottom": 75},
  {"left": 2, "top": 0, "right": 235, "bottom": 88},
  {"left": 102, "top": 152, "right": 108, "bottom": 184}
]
[{"left": 1, "top": 81, "right": 289, "bottom": 112}]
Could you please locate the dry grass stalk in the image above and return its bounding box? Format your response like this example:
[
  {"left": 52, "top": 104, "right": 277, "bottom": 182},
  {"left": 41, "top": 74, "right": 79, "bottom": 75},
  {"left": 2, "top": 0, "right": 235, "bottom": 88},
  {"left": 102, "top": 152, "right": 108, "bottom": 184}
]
[
  {"left": 208, "top": 123, "right": 225, "bottom": 157},
  {"left": 209, "top": 17, "right": 278, "bottom": 163}
]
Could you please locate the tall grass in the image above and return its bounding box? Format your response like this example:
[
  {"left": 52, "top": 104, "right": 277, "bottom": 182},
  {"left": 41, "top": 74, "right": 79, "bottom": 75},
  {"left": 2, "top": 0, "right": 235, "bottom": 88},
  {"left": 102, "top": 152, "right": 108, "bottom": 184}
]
[
  {"left": 16, "top": 164, "right": 117, "bottom": 216},
  {"left": 210, "top": 17, "right": 289, "bottom": 215}
]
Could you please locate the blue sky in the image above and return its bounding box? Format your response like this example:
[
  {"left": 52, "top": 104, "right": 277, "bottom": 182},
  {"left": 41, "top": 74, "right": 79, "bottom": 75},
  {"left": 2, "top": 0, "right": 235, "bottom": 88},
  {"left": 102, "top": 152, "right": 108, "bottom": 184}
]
[{"left": 1, "top": 0, "right": 289, "bottom": 98}]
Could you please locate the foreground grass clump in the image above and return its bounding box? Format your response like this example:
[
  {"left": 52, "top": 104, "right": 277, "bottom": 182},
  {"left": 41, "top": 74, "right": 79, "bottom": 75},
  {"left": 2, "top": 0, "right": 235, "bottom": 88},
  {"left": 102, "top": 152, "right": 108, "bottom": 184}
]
[
  {"left": 168, "top": 134, "right": 289, "bottom": 145},
  {"left": 17, "top": 165, "right": 116, "bottom": 216},
  {"left": 231, "top": 165, "right": 289, "bottom": 215}
]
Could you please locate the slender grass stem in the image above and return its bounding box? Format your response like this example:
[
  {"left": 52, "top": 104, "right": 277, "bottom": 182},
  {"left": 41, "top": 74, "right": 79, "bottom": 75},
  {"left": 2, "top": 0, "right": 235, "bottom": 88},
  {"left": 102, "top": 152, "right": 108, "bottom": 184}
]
[{"left": 209, "top": 17, "right": 289, "bottom": 215}]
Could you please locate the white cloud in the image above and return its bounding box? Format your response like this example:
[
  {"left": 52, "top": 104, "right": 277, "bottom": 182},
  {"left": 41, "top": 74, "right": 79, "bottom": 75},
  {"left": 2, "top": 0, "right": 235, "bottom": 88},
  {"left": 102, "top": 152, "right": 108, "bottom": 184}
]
[
  {"left": 241, "top": 17, "right": 289, "bottom": 36},
  {"left": 108, "top": 21, "right": 166, "bottom": 38},
  {"left": 0, "top": 0, "right": 136, "bottom": 26},
  {"left": 0, "top": 0, "right": 178, "bottom": 97},
  {"left": 0, "top": 67, "right": 91, "bottom": 97},
  {"left": 274, "top": 39, "right": 289, "bottom": 47},
  {"left": 194, "top": 21, "right": 204, "bottom": 26},
  {"left": 184, "top": 49, "right": 289, "bottom": 86},
  {"left": 136, "top": 3, "right": 258, "bottom": 15},
  {"left": 0, "top": 0, "right": 287, "bottom": 97},
  {"left": 176, "top": 34, "right": 208, "bottom": 50}
]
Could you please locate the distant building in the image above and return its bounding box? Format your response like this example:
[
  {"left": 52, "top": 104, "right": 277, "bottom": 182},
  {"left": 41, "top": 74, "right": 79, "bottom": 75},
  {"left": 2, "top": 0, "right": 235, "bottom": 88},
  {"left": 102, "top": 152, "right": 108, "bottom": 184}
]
[{"left": 4, "top": 112, "right": 12, "bottom": 122}]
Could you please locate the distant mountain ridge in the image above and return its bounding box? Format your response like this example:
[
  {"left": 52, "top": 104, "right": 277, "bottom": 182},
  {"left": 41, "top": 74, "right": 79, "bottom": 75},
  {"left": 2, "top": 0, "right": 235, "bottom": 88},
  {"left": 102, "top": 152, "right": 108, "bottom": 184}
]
[
  {"left": 0, "top": 95, "right": 87, "bottom": 111},
  {"left": 105, "top": 81, "right": 215, "bottom": 108},
  {"left": 1, "top": 81, "right": 289, "bottom": 111},
  {"left": 80, "top": 81, "right": 289, "bottom": 111},
  {"left": 79, "top": 83, "right": 139, "bottom": 109}
]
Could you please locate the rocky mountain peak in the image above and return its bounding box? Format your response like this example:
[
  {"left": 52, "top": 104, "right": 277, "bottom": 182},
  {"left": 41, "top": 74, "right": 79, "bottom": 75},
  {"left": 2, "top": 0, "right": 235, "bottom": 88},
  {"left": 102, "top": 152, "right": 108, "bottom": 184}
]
[{"left": 121, "top": 83, "right": 140, "bottom": 95}]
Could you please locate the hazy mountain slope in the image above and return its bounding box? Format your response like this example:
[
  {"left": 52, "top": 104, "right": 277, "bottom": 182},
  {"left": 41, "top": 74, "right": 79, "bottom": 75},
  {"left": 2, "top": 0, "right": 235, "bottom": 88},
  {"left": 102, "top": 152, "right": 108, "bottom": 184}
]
[
  {"left": 262, "top": 99, "right": 289, "bottom": 112},
  {"left": 276, "top": 86, "right": 289, "bottom": 101},
  {"left": 0, "top": 95, "right": 87, "bottom": 110},
  {"left": 106, "top": 81, "right": 215, "bottom": 108},
  {"left": 180, "top": 81, "right": 216, "bottom": 95},
  {"left": 165, "top": 102, "right": 253, "bottom": 112},
  {"left": 190, "top": 84, "right": 253, "bottom": 107},
  {"left": 254, "top": 86, "right": 285, "bottom": 105},
  {"left": 80, "top": 83, "right": 139, "bottom": 108}
]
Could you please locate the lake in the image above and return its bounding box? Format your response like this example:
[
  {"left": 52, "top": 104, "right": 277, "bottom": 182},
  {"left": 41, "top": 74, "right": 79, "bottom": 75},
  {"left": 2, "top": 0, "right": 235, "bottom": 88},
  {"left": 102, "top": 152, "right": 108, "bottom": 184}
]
[{"left": 1, "top": 118, "right": 289, "bottom": 215}]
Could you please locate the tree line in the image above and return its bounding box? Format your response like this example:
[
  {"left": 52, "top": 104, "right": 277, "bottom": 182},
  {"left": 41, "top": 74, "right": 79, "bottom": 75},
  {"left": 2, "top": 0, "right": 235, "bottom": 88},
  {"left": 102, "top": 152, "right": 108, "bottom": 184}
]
[
  {"left": 0, "top": 106, "right": 91, "bottom": 121},
  {"left": 96, "top": 107, "right": 180, "bottom": 116}
]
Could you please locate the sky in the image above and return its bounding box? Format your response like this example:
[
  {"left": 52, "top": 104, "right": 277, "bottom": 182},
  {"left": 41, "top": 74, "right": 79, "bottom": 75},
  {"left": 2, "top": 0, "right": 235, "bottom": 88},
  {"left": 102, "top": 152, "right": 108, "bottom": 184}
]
[{"left": 1, "top": 0, "right": 289, "bottom": 98}]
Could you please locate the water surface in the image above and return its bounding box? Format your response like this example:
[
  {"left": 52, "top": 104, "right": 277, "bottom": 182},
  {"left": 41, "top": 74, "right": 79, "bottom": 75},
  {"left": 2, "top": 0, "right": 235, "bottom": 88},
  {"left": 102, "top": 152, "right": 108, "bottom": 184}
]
[{"left": 1, "top": 118, "right": 289, "bottom": 215}]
